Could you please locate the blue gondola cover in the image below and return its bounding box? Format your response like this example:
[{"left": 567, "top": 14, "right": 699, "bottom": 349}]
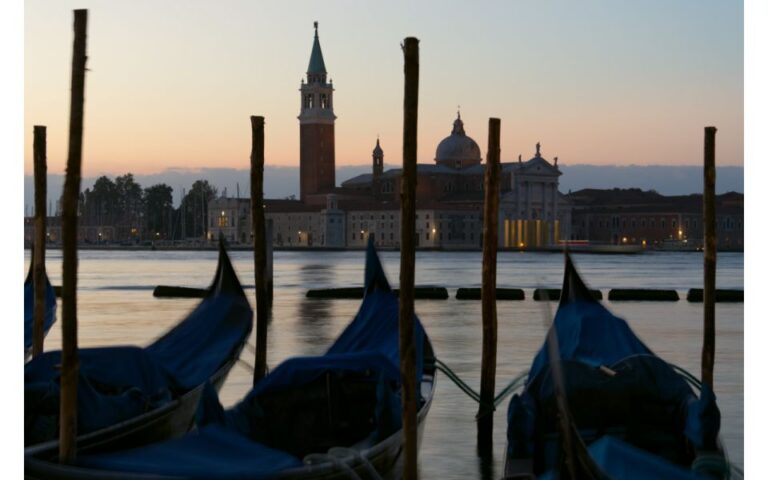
[
  {"left": 507, "top": 254, "right": 723, "bottom": 478},
  {"left": 25, "top": 246, "right": 253, "bottom": 445}
]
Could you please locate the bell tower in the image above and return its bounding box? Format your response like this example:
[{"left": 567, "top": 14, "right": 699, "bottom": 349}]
[
  {"left": 372, "top": 137, "right": 384, "bottom": 199},
  {"left": 299, "top": 21, "right": 336, "bottom": 203}
]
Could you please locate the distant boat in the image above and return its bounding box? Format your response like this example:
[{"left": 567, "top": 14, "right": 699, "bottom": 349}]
[
  {"left": 26, "top": 239, "right": 437, "bottom": 480},
  {"left": 504, "top": 253, "right": 734, "bottom": 479},
  {"left": 25, "top": 240, "right": 253, "bottom": 463},
  {"left": 24, "top": 255, "right": 57, "bottom": 360}
]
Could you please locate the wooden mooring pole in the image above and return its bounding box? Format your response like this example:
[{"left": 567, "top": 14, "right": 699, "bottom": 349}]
[
  {"left": 477, "top": 118, "right": 501, "bottom": 451},
  {"left": 32, "top": 125, "right": 47, "bottom": 357},
  {"left": 59, "top": 8, "right": 88, "bottom": 463},
  {"left": 702, "top": 126, "right": 717, "bottom": 388},
  {"left": 399, "top": 36, "right": 419, "bottom": 480},
  {"left": 250, "top": 115, "right": 268, "bottom": 384}
]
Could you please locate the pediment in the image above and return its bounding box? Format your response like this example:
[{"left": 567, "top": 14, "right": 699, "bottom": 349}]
[{"left": 519, "top": 157, "right": 561, "bottom": 176}]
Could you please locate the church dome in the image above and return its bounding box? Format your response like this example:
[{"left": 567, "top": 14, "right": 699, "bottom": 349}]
[{"left": 435, "top": 113, "right": 481, "bottom": 169}]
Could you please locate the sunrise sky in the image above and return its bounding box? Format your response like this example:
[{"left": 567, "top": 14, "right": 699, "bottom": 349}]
[{"left": 23, "top": 0, "right": 743, "bottom": 178}]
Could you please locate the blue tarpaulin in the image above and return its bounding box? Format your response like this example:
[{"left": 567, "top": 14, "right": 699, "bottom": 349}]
[
  {"left": 506, "top": 254, "right": 723, "bottom": 478},
  {"left": 25, "top": 245, "right": 253, "bottom": 445}
]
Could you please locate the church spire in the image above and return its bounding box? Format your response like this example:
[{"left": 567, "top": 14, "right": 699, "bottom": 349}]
[
  {"left": 307, "top": 21, "right": 327, "bottom": 82},
  {"left": 372, "top": 137, "right": 384, "bottom": 177}
]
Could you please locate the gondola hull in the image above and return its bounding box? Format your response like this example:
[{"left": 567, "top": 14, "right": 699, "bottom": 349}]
[
  {"left": 24, "top": 352, "right": 434, "bottom": 480},
  {"left": 25, "top": 242, "right": 253, "bottom": 478},
  {"left": 25, "top": 354, "right": 238, "bottom": 465},
  {"left": 503, "top": 253, "right": 732, "bottom": 479},
  {"left": 24, "top": 240, "right": 436, "bottom": 480}
]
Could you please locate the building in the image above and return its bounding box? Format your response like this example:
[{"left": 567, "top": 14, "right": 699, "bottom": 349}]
[
  {"left": 567, "top": 188, "right": 743, "bottom": 250},
  {"left": 300, "top": 22, "right": 337, "bottom": 205},
  {"left": 209, "top": 22, "right": 571, "bottom": 249}
]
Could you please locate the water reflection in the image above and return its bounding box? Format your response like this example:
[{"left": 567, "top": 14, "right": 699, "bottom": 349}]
[
  {"left": 297, "top": 297, "right": 333, "bottom": 349},
  {"left": 294, "top": 263, "right": 336, "bottom": 350},
  {"left": 476, "top": 448, "right": 496, "bottom": 480}
]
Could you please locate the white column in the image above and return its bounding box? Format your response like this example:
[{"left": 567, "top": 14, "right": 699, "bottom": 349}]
[{"left": 552, "top": 181, "right": 558, "bottom": 241}]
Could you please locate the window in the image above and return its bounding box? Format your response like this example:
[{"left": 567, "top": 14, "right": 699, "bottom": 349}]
[
  {"left": 426, "top": 232, "right": 430, "bottom": 240},
  {"left": 320, "top": 93, "right": 328, "bottom": 108},
  {"left": 390, "top": 233, "right": 393, "bottom": 240},
  {"left": 352, "top": 233, "right": 356, "bottom": 240},
  {"left": 304, "top": 94, "right": 314, "bottom": 109}
]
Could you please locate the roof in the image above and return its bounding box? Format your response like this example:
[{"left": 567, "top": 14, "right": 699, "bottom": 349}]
[
  {"left": 340, "top": 160, "right": 550, "bottom": 188},
  {"left": 435, "top": 114, "right": 481, "bottom": 163},
  {"left": 566, "top": 188, "right": 744, "bottom": 215},
  {"left": 341, "top": 173, "right": 373, "bottom": 186},
  {"left": 307, "top": 22, "right": 327, "bottom": 74}
]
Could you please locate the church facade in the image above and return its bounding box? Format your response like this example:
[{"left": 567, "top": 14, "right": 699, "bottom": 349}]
[{"left": 209, "top": 23, "right": 571, "bottom": 249}]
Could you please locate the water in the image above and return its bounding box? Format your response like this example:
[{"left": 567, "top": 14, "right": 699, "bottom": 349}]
[{"left": 28, "top": 249, "right": 744, "bottom": 478}]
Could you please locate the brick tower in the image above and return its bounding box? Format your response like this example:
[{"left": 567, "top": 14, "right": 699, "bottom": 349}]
[{"left": 298, "top": 22, "right": 336, "bottom": 203}]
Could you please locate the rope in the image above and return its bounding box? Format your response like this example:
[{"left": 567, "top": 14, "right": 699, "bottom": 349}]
[
  {"left": 237, "top": 358, "right": 255, "bottom": 373},
  {"left": 433, "top": 358, "right": 528, "bottom": 413},
  {"left": 328, "top": 447, "right": 383, "bottom": 480},
  {"left": 303, "top": 452, "right": 362, "bottom": 480}
]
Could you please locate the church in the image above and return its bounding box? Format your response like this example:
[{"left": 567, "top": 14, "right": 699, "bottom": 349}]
[{"left": 209, "top": 23, "right": 572, "bottom": 249}]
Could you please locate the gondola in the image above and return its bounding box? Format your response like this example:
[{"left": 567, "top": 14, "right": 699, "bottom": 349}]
[
  {"left": 24, "top": 252, "right": 58, "bottom": 360},
  {"left": 26, "top": 239, "right": 436, "bottom": 480},
  {"left": 25, "top": 240, "right": 253, "bottom": 465},
  {"left": 503, "top": 253, "right": 733, "bottom": 479}
]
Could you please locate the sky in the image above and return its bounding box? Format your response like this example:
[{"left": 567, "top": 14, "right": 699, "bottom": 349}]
[{"left": 22, "top": 0, "right": 743, "bottom": 179}]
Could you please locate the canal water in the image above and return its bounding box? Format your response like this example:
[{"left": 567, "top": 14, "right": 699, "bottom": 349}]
[{"left": 27, "top": 249, "right": 744, "bottom": 478}]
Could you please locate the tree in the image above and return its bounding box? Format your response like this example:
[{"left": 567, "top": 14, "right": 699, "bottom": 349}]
[
  {"left": 179, "top": 180, "right": 217, "bottom": 240},
  {"left": 83, "top": 176, "right": 118, "bottom": 226},
  {"left": 144, "top": 184, "right": 174, "bottom": 239},
  {"left": 115, "top": 173, "right": 143, "bottom": 230}
]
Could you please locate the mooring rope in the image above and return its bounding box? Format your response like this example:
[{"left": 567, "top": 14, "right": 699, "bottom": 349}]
[
  {"left": 237, "top": 357, "right": 255, "bottom": 373},
  {"left": 432, "top": 358, "right": 528, "bottom": 413}
]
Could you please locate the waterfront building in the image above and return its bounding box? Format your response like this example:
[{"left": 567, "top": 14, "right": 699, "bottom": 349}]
[
  {"left": 567, "top": 188, "right": 744, "bottom": 250},
  {"left": 208, "top": 22, "right": 571, "bottom": 249}
]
